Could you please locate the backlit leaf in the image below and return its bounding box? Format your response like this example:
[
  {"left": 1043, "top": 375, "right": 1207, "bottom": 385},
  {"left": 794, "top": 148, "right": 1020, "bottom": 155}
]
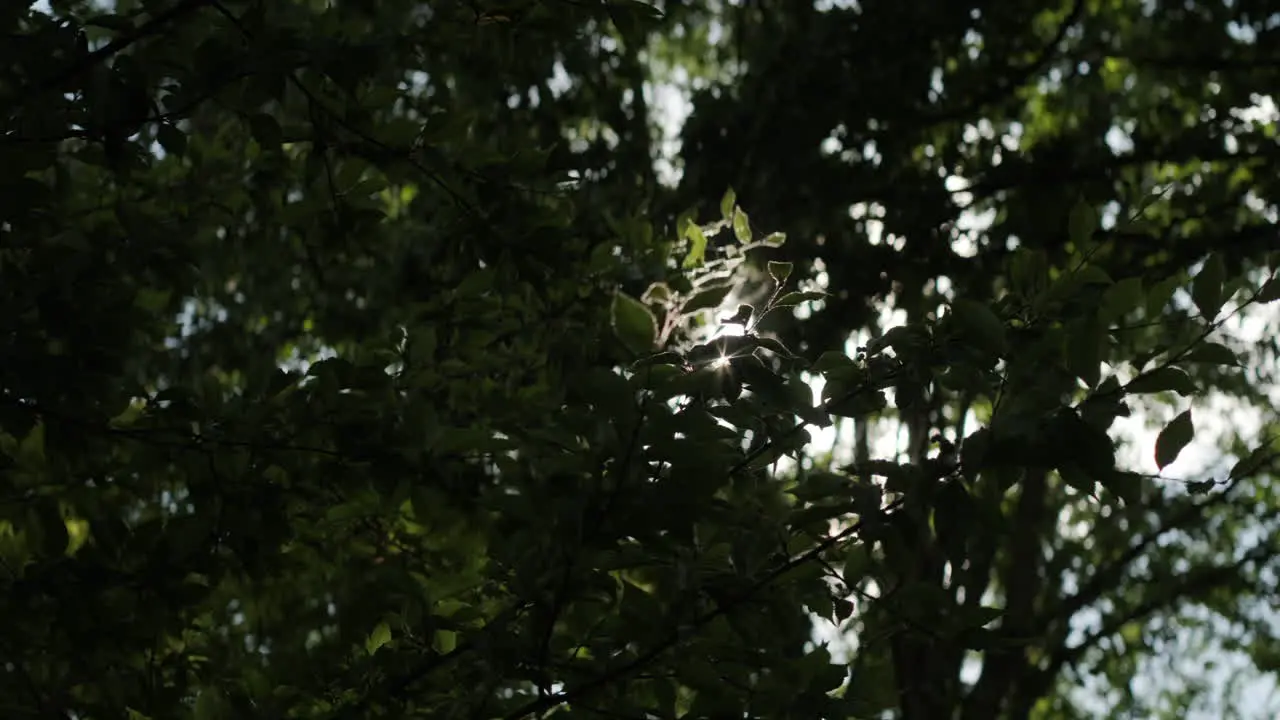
[
  {"left": 612, "top": 292, "right": 657, "bottom": 353},
  {"left": 767, "top": 261, "right": 793, "bottom": 283},
  {"left": 773, "top": 290, "right": 827, "bottom": 308},
  {"left": 366, "top": 621, "right": 392, "bottom": 655},
  {"left": 732, "top": 206, "right": 752, "bottom": 243},
  {"left": 720, "top": 187, "right": 737, "bottom": 221},
  {"left": 681, "top": 217, "right": 709, "bottom": 268}
]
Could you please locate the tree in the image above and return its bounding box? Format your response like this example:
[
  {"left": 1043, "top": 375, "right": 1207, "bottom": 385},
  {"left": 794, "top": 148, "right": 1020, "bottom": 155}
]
[
  {"left": 663, "top": 1, "right": 1280, "bottom": 716},
  {"left": 1, "top": 1, "right": 1278, "bottom": 719}
]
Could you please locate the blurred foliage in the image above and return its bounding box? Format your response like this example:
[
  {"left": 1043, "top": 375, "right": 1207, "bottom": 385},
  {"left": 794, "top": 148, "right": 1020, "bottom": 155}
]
[{"left": 2, "top": 0, "right": 1280, "bottom": 719}]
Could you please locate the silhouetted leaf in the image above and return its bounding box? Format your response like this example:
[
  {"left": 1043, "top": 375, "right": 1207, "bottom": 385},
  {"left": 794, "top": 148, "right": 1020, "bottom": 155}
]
[
  {"left": 1192, "top": 253, "right": 1227, "bottom": 319},
  {"left": 1127, "top": 367, "right": 1197, "bottom": 396},
  {"left": 1155, "top": 409, "right": 1194, "bottom": 470},
  {"left": 1179, "top": 342, "right": 1239, "bottom": 366}
]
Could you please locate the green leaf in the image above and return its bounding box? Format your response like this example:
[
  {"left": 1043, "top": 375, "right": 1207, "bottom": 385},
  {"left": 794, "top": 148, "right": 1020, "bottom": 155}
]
[
  {"left": 720, "top": 187, "right": 737, "bottom": 221},
  {"left": 1065, "top": 316, "right": 1104, "bottom": 388},
  {"left": 1008, "top": 248, "right": 1049, "bottom": 298},
  {"left": 1100, "top": 277, "right": 1143, "bottom": 324},
  {"left": 1179, "top": 342, "right": 1239, "bottom": 366},
  {"left": 732, "top": 206, "right": 752, "bottom": 243},
  {"left": 432, "top": 629, "right": 457, "bottom": 654},
  {"left": 681, "top": 283, "right": 735, "bottom": 314},
  {"left": 753, "top": 336, "right": 797, "bottom": 359},
  {"left": 951, "top": 299, "right": 1006, "bottom": 354},
  {"left": 792, "top": 471, "right": 850, "bottom": 502},
  {"left": 721, "top": 304, "right": 753, "bottom": 326},
  {"left": 377, "top": 117, "right": 424, "bottom": 146},
  {"left": 1154, "top": 409, "right": 1194, "bottom": 470},
  {"left": 846, "top": 651, "right": 898, "bottom": 714},
  {"left": 842, "top": 543, "right": 873, "bottom": 587},
  {"left": 366, "top": 621, "right": 392, "bottom": 655},
  {"left": 1067, "top": 197, "right": 1098, "bottom": 247},
  {"left": 773, "top": 291, "right": 827, "bottom": 308},
  {"left": 193, "top": 689, "right": 224, "bottom": 720},
  {"left": 759, "top": 231, "right": 787, "bottom": 247},
  {"left": 1073, "top": 264, "right": 1114, "bottom": 287},
  {"left": 641, "top": 282, "right": 673, "bottom": 305},
  {"left": 1192, "top": 253, "right": 1227, "bottom": 319},
  {"left": 1229, "top": 444, "right": 1276, "bottom": 480},
  {"left": 1145, "top": 274, "right": 1183, "bottom": 316},
  {"left": 1099, "top": 469, "right": 1145, "bottom": 505},
  {"left": 17, "top": 421, "right": 45, "bottom": 469},
  {"left": 812, "top": 351, "right": 856, "bottom": 374},
  {"left": 1126, "top": 367, "right": 1196, "bottom": 396},
  {"left": 767, "top": 261, "right": 793, "bottom": 283},
  {"left": 1038, "top": 265, "right": 1111, "bottom": 313},
  {"left": 611, "top": 292, "right": 657, "bottom": 353},
  {"left": 825, "top": 386, "right": 887, "bottom": 418},
  {"left": 133, "top": 287, "right": 171, "bottom": 312},
  {"left": 681, "top": 217, "right": 709, "bottom": 268}
]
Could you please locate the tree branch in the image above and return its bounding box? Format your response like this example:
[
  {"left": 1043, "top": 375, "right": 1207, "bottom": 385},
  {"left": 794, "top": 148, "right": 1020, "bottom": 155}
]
[
  {"left": 1040, "top": 482, "right": 1240, "bottom": 645},
  {"left": 1017, "top": 534, "right": 1279, "bottom": 716},
  {"left": 961, "top": 468, "right": 1049, "bottom": 720}
]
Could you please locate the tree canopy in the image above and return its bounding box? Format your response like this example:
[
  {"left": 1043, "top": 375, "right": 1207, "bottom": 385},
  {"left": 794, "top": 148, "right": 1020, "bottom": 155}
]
[{"left": 2, "top": 0, "right": 1280, "bottom": 718}]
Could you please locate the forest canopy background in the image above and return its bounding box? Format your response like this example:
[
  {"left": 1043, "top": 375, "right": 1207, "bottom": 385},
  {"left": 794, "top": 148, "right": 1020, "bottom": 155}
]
[{"left": 2, "top": 0, "right": 1280, "bottom": 719}]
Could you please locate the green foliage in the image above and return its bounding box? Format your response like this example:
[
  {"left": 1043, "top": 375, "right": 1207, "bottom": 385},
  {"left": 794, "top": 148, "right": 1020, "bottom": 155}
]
[{"left": 3, "top": 1, "right": 1280, "bottom": 719}]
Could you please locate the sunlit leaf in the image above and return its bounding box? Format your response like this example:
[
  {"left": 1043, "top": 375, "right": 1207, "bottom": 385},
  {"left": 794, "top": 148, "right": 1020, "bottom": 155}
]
[
  {"left": 720, "top": 186, "right": 737, "bottom": 221},
  {"left": 367, "top": 621, "right": 392, "bottom": 655},
  {"left": 732, "top": 206, "right": 752, "bottom": 243},
  {"left": 681, "top": 217, "right": 709, "bottom": 268},
  {"left": 773, "top": 290, "right": 827, "bottom": 308}
]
